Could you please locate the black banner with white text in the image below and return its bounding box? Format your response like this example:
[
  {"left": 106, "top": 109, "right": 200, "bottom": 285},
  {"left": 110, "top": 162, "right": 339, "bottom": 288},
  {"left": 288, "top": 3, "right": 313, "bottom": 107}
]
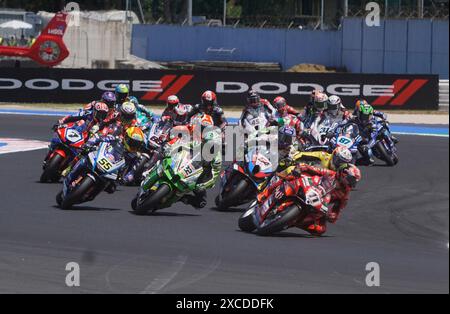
[{"left": 0, "top": 68, "right": 439, "bottom": 110}]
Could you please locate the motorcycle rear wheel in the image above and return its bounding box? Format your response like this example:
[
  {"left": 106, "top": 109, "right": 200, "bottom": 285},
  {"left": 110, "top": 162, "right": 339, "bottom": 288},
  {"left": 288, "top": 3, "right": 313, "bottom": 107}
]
[{"left": 256, "top": 205, "right": 301, "bottom": 236}]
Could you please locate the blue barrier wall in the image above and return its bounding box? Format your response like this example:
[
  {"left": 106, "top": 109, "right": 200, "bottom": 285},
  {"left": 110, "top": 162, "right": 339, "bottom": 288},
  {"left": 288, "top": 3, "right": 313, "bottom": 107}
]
[{"left": 132, "top": 18, "right": 449, "bottom": 78}]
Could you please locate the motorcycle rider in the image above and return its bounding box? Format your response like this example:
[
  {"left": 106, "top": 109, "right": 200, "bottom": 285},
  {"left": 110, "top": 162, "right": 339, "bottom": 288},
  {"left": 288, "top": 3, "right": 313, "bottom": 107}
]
[
  {"left": 57, "top": 101, "right": 110, "bottom": 134},
  {"left": 300, "top": 91, "right": 329, "bottom": 129},
  {"left": 239, "top": 90, "right": 277, "bottom": 127},
  {"left": 280, "top": 145, "right": 354, "bottom": 173},
  {"left": 351, "top": 101, "right": 379, "bottom": 165},
  {"left": 189, "top": 91, "right": 228, "bottom": 129},
  {"left": 161, "top": 95, "right": 193, "bottom": 123},
  {"left": 65, "top": 126, "right": 146, "bottom": 195},
  {"left": 353, "top": 99, "right": 399, "bottom": 144},
  {"left": 127, "top": 96, "right": 155, "bottom": 124},
  {"left": 260, "top": 161, "right": 361, "bottom": 236},
  {"left": 174, "top": 110, "right": 222, "bottom": 209},
  {"left": 115, "top": 84, "right": 130, "bottom": 106},
  {"left": 293, "top": 163, "right": 361, "bottom": 235},
  {"left": 273, "top": 96, "right": 299, "bottom": 117}
]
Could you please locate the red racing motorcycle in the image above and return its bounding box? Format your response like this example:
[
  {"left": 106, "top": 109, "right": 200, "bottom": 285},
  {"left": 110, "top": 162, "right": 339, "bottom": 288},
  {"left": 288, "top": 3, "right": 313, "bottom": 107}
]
[
  {"left": 238, "top": 168, "right": 332, "bottom": 236},
  {"left": 40, "top": 121, "right": 90, "bottom": 183}
]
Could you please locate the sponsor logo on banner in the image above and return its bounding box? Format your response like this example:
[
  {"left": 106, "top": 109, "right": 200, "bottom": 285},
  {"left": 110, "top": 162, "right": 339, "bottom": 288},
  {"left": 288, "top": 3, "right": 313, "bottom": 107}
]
[{"left": 0, "top": 69, "right": 438, "bottom": 110}]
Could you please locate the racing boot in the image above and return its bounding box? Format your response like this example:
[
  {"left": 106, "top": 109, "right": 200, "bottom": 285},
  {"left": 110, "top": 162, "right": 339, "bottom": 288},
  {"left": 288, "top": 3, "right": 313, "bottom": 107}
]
[{"left": 181, "top": 189, "right": 207, "bottom": 209}]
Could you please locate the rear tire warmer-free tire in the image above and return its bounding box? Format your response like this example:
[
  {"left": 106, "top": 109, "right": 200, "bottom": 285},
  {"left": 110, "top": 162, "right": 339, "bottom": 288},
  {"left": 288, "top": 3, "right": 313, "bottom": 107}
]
[
  {"left": 238, "top": 206, "right": 257, "bottom": 232},
  {"left": 375, "top": 142, "right": 396, "bottom": 167},
  {"left": 256, "top": 205, "right": 301, "bottom": 236},
  {"left": 40, "top": 154, "right": 64, "bottom": 183},
  {"left": 216, "top": 176, "right": 252, "bottom": 211},
  {"left": 133, "top": 184, "right": 171, "bottom": 215},
  {"left": 60, "top": 176, "right": 95, "bottom": 210}
]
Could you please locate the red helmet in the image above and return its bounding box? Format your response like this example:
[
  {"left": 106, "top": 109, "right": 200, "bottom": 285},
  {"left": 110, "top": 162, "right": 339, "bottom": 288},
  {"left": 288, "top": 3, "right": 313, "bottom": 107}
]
[
  {"left": 338, "top": 164, "right": 361, "bottom": 189},
  {"left": 273, "top": 96, "right": 287, "bottom": 110},
  {"left": 200, "top": 90, "right": 217, "bottom": 114},
  {"left": 167, "top": 95, "right": 180, "bottom": 108}
]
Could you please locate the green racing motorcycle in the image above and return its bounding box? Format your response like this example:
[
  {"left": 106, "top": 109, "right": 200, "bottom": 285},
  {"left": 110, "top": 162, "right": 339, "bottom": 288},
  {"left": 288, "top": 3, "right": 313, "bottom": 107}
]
[{"left": 131, "top": 131, "right": 220, "bottom": 214}]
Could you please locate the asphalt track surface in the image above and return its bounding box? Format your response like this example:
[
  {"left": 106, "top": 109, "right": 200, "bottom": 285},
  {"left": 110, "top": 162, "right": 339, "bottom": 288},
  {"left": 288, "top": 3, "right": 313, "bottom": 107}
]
[{"left": 0, "top": 114, "right": 448, "bottom": 294}]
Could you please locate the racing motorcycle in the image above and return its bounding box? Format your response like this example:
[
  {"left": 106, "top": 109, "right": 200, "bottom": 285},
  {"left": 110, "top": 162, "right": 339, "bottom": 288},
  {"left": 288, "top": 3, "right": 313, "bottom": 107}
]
[
  {"left": 215, "top": 131, "right": 277, "bottom": 210},
  {"left": 367, "top": 117, "right": 399, "bottom": 166},
  {"left": 131, "top": 129, "right": 219, "bottom": 215},
  {"left": 56, "top": 137, "right": 126, "bottom": 209},
  {"left": 40, "top": 121, "right": 90, "bottom": 183},
  {"left": 330, "top": 122, "right": 364, "bottom": 163},
  {"left": 300, "top": 114, "right": 343, "bottom": 153},
  {"left": 238, "top": 167, "right": 333, "bottom": 236}
]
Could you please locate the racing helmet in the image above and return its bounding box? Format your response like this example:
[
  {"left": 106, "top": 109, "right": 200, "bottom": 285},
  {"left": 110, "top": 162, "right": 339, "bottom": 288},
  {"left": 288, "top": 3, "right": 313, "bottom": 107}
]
[
  {"left": 327, "top": 95, "right": 342, "bottom": 116},
  {"left": 200, "top": 90, "right": 217, "bottom": 114},
  {"left": 313, "top": 92, "right": 329, "bottom": 112},
  {"left": 309, "top": 89, "right": 321, "bottom": 103},
  {"left": 174, "top": 104, "right": 188, "bottom": 117},
  {"left": 124, "top": 127, "right": 145, "bottom": 153},
  {"left": 93, "top": 101, "right": 109, "bottom": 122},
  {"left": 247, "top": 90, "right": 261, "bottom": 108},
  {"left": 101, "top": 91, "right": 116, "bottom": 109},
  {"left": 115, "top": 84, "right": 130, "bottom": 105},
  {"left": 273, "top": 96, "right": 287, "bottom": 110},
  {"left": 356, "top": 100, "right": 374, "bottom": 124},
  {"left": 166, "top": 95, "right": 180, "bottom": 109},
  {"left": 119, "top": 101, "right": 136, "bottom": 123},
  {"left": 331, "top": 146, "right": 353, "bottom": 170},
  {"left": 337, "top": 164, "right": 361, "bottom": 189}
]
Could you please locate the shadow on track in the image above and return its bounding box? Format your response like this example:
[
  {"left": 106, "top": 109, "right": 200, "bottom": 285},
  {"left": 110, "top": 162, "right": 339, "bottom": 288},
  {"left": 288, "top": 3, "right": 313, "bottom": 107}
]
[
  {"left": 52, "top": 205, "right": 121, "bottom": 211},
  {"left": 128, "top": 211, "right": 201, "bottom": 217},
  {"left": 236, "top": 230, "right": 333, "bottom": 239}
]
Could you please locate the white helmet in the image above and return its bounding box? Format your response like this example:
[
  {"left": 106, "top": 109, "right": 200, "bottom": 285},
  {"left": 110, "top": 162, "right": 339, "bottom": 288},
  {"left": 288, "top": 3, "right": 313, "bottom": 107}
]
[
  {"left": 174, "top": 104, "right": 188, "bottom": 117},
  {"left": 119, "top": 101, "right": 136, "bottom": 122},
  {"left": 328, "top": 95, "right": 342, "bottom": 115}
]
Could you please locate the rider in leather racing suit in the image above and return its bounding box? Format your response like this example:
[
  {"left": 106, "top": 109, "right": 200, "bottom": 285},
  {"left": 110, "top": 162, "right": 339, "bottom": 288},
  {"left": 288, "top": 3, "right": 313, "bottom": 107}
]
[
  {"left": 165, "top": 112, "right": 222, "bottom": 209},
  {"left": 261, "top": 162, "right": 361, "bottom": 236},
  {"left": 65, "top": 126, "right": 146, "bottom": 195},
  {"left": 239, "top": 90, "right": 277, "bottom": 127},
  {"left": 299, "top": 91, "right": 328, "bottom": 129},
  {"left": 350, "top": 100, "right": 387, "bottom": 165},
  {"left": 57, "top": 101, "right": 110, "bottom": 135},
  {"left": 128, "top": 96, "right": 155, "bottom": 124},
  {"left": 353, "top": 99, "right": 398, "bottom": 145},
  {"left": 273, "top": 96, "right": 299, "bottom": 117},
  {"left": 189, "top": 91, "right": 228, "bottom": 129}
]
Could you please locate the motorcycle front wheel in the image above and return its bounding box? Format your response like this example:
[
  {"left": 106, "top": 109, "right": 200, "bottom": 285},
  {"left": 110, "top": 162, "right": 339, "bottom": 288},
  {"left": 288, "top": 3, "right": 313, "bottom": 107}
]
[
  {"left": 374, "top": 141, "right": 397, "bottom": 167},
  {"left": 216, "top": 175, "right": 254, "bottom": 211},
  {"left": 60, "top": 176, "right": 95, "bottom": 210},
  {"left": 133, "top": 183, "right": 172, "bottom": 215},
  {"left": 256, "top": 205, "right": 301, "bottom": 236},
  {"left": 40, "top": 153, "right": 65, "bottom": 183}
]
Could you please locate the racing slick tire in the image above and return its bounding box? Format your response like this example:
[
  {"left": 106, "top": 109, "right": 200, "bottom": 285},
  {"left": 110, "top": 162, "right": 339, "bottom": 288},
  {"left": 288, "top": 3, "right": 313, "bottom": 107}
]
[
  {"left": 375, "top": 141, "right": 396, "bottom": 167},
  {"left": 238, "top": 205, "right": 257, "bottom": 233},
  {"left": 60, "top": 176, "right": 95, "bottom": 210},
  {"left": 216, "top": 176, "right": 252, "bottom": 211},
  {"left": 40, "top": 154, "right": 64, "bottom": 183},
  {"left": 256, "top": 205, "right": 301, "bottom": 236},
  {"left": 133, "top": 184, "right": 172, "bottom": 215}
]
